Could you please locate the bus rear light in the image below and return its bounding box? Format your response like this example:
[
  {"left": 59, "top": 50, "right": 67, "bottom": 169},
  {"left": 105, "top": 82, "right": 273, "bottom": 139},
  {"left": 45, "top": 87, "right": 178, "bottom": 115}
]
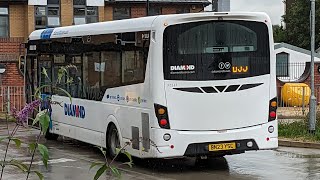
[
  {"left": 269, "top": 111, "right": 276, "bottom": 118},
  {"left": 271, "top": 101, "right": 277, "bottom": 107},
  {"left": 160, "top": 119, "right": 168, "bottom": 126},
  {"left": 158, "top": 108, "right": 166, "bottom": 115},
  {"left": 154, "top": 104, "right": 170, "bottom": 129},
  {"left": 268, "top": 97, "right": 277, "bottom": 122}
]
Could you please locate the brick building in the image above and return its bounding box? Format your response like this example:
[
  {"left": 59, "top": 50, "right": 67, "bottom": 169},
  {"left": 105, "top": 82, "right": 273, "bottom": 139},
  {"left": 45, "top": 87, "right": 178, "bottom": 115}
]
[{"left": 0, "top": 0, "right": 211, "bottom": 86}]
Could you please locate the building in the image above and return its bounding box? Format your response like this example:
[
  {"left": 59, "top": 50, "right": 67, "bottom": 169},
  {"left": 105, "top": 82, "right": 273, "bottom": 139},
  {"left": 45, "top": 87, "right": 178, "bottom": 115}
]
[
  {"left": 211, "top": 0, "right": 230, "bottom": 12},
  {"left": 0, "top": 0, "right": 211, "bottom": 87},
  {"left": 275, "top": 42, "right": 320, "bottom": 82}
]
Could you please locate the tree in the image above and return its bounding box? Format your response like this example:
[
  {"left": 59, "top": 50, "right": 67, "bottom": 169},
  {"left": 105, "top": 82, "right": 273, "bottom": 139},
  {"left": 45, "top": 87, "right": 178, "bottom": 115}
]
[
  {"left": 273, "top": 25, "right": 287, "bottom": 43},
  {"left": 283, "top": 0, "right": 320, "bottom": 50}
]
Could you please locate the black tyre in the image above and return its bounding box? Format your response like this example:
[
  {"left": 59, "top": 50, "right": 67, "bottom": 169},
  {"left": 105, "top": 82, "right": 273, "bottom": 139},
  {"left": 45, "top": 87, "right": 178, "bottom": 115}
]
[
  {"left": 107, "top": 124, "right": 120, "bottom": 159},
  {"left": 45, "top": 129, "right": 59, "bottom": 140}
]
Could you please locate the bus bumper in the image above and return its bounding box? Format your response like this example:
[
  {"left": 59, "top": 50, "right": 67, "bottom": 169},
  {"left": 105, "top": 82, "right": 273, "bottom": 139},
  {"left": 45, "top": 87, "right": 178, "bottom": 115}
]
[{"left": 151, "top": 120, "right": 278, "bottom": 158}]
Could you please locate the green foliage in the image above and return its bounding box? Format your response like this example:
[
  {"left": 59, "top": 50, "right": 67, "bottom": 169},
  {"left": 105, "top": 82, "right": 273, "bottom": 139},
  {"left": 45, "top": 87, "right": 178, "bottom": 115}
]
[
  {"left": 33, "top": 170, "right": 44, "bottom": 180},
  {"left": 37, "top": 144, "right": 49, "bottom": 169},
  {"left": 273, "top": 25, "right": 287, "bottom": 43},
  {"left": 283, "top": 0, "right": 320, "bottom": 50},
  {"left": 279, "top": 120, "right": 320, "bottom": 141},
  {"left": 42, "top": 68, "right": 50, "bottom": 83},
  {"left": 33, "top": 110, "right": 50, "bottom": 135},
  {"left": 94, "top": 164, "right": 108, "bottom": 180},
  {"left": 89, "top": 162, "right": 104, "bottom": 170},
  {"left": 7, "top": 160, "right": 28, "bottom": 173},
  {"left": 10, "top": 138, "right": 22, "bottom": 149},
  {"left": 90, "top": 146, "right": 133, "bottom": 180},
  {"left": 0, "top": 136, "right": 8, "bottom": 143},
  {"left": 28, "top": 143, "right": 36, "bottom": 154}
]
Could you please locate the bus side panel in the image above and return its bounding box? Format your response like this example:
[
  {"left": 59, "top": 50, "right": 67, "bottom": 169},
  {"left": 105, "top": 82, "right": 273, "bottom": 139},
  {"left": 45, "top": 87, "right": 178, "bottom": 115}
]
[
  {"left": 50, "top": 84, "right": 156, "bottom": 158},
  {"left": 50, "top": 96, "right": 111, "bottom": 147}
]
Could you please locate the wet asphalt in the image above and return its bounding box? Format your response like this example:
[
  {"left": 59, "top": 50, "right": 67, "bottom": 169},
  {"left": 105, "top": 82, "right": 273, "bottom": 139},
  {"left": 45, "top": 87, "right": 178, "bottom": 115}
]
[{"left": 1, "top": 123, "right": 320, "bottom": 180}]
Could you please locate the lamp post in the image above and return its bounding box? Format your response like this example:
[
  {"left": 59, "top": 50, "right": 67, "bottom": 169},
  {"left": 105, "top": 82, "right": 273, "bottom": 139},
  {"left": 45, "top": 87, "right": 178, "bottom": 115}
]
[
  {"left": 309, "top": 0, "right": 316, "bottom": 134},
  {"left": 146, "top": 0, "right": 150, "bottom": 16}
]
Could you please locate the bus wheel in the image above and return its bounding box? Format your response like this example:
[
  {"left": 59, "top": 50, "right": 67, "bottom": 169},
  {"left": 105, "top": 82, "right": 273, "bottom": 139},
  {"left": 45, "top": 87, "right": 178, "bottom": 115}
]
[
  {"left": 45, "top": 129, "right": 59, "bottom": 140},
  {"left": 107, "top": 124, "right": 120, "bottom": 159}
]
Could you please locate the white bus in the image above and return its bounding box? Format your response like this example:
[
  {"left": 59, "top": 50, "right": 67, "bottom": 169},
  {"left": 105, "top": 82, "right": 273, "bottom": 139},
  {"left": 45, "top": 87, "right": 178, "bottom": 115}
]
[{"left": 26, "top": 12, "right": 278, "bottom": 159}]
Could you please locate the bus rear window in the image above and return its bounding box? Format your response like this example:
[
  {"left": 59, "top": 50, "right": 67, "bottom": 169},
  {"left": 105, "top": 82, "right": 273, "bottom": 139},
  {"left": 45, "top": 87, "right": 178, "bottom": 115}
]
[{"left": 163, "top": 20, "right": 270, "bottom": 80}]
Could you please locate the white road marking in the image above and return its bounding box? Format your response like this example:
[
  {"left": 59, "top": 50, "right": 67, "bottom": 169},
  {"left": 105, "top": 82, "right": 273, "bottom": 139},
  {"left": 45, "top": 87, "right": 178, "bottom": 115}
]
[{"left": 22, "top": 158, "right": 76, "bottom": 165}]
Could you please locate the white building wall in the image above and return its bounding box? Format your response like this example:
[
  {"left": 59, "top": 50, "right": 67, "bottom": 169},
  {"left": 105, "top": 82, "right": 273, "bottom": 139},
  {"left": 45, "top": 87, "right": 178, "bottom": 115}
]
[
  {"left": 275, "top": 47, "right": 320, "bottom": 82},
  {"left": 218, "top": 0, "right": 230, "bottom": 12}
]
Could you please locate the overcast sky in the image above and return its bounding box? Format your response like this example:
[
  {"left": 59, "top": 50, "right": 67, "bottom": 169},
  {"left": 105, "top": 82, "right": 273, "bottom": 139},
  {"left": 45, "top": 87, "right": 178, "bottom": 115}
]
[
  {"left": 231, "top": 0, "right": 285, "bottom": 25},
  {"left": 206, "top": 0, "right": 285, "bottom": 25}
]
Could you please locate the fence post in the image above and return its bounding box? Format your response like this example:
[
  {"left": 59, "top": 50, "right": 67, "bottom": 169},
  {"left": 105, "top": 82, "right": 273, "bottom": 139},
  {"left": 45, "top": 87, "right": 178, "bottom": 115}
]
[
  {"left": 7, "top": 86, "right": 10, "bottom": 114},
  {"left": 302, "top": 87, "right": 305, "bottom": 115}
]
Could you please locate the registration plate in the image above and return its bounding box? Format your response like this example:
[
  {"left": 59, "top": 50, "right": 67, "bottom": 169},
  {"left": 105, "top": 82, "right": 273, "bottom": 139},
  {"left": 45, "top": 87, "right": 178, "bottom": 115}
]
[{"left": 208, "top": 142, "right": 236, "bottom": 151}]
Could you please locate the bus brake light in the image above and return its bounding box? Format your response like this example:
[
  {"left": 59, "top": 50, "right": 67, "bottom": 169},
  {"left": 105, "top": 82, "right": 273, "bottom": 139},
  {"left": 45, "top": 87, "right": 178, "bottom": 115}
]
[
  {"left": 268, "top": 97, "right": 277, "bottom": 121},
  {"left": 269, "top": 111, "right": 276, "bottom": 118},
  {"left": 160, "top": 119, "right": 168, "bottom": 126},
  {"left": 154, "top": 104, "right": 170, "bottom": 129}
]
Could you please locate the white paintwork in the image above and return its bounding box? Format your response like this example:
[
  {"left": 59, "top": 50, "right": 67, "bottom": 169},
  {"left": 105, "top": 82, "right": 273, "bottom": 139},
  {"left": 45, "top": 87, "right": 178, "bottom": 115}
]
[
  {"left": 164, "top": 75, "right": 270, "bottom": 131},
  {"left": 86, "top": 0, "right": 104, "bottom": 6},
  {"left": 28, "top": 0, "right": 47, "bottom": 5},
  {"left": 29, "top": 12, "right": 277, "bottom": 158}
]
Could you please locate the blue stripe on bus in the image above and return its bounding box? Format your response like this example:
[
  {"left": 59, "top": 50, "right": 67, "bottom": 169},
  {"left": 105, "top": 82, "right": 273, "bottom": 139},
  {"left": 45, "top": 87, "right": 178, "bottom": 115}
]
[{"left": 40, "top": 28, "right": 54, "bottom": 39}]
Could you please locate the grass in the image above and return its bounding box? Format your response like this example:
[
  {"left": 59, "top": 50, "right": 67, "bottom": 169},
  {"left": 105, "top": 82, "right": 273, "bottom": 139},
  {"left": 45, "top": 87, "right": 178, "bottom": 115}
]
[{"left": 279, "top": 120, "right": 320, "bottom": 142}]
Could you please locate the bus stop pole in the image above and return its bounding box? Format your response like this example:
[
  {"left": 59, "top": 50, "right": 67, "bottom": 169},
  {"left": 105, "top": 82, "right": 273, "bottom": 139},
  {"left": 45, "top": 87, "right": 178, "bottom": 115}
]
[{"left": 309, "top": 0, "right": 317, "bottom": 134}]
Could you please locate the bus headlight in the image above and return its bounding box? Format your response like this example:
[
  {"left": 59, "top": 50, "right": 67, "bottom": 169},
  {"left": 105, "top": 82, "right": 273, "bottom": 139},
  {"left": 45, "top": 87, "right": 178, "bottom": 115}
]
[{"left": 163, "top": 133, "right": 171, "bottom": 141}]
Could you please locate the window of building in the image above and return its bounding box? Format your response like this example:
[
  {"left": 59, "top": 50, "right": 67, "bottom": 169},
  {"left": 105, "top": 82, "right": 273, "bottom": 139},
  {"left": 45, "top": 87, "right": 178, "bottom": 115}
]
[
  {"left": 276, "top": 52, "right": 289, "bottom": 77},
  {"left": 73, "top": 0, "right": 98, "bottom": 25},
  {"left": 35, "top": 0, "right": 60, "bottom": 29},
  {"left": 176, "top": 7, "right": 190, "bottom": 14},
  {"left": 149, "top": 6, "right": 161, "bottom": 16},
  {"left": 113, "top": 7, "right": 130, "bottom": 20},
  {"left": 0, "top": 7, "right": 9, "bottom": 37}
]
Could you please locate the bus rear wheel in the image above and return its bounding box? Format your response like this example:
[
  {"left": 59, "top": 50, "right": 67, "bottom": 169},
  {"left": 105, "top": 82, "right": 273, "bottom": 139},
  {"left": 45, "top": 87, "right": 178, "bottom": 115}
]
[{"left": 107, "top": 124, "right": 120, "bottom": 159}]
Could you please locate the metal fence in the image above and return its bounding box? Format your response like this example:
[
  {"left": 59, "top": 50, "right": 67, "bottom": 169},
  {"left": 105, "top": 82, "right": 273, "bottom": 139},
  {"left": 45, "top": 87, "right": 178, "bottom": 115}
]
[
  {"left": 276, "top": 62, "right": 307, "bottom": 82},
  {"left": 277, "top": 84, "right": 320, "bottom": 117},
  {"left": 0, "top": 86, "right": 25, "bottom": 113}
]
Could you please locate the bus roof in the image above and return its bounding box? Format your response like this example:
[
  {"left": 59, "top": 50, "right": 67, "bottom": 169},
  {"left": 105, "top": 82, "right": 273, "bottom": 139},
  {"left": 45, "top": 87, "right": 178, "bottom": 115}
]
[{"left": 28, "top": 12, "right": 270, "bottom": 41}]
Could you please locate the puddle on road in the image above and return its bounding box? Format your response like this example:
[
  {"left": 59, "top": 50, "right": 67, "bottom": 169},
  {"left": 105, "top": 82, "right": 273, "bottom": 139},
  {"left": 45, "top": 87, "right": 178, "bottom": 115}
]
[{"left": 275, "top": 148, "right": 320, "bottom": 158}]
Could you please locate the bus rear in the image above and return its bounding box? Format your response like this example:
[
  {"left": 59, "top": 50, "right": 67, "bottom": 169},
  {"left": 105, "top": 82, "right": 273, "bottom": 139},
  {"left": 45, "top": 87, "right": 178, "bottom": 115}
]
[{"left": 151, "top": 13, "right": 277, "bottom": 158}]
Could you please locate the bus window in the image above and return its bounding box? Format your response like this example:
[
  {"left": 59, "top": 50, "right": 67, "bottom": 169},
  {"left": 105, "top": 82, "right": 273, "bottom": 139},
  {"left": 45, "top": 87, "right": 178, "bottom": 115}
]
[
  {"left": 29, "top": 31, "right": 150, "bottom": 101},
  {"left": 163, "top": 20, "right": 270, "bottom": 81},
  {"left": 101, "top": 51, "right": 121, "bottom": 88}
]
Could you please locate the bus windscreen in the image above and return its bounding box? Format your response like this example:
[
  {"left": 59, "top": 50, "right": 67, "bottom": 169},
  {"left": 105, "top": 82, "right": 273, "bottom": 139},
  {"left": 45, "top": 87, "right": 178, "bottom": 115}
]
[{"left": 163, "top": 20, "right": 270, "bottom": 80}]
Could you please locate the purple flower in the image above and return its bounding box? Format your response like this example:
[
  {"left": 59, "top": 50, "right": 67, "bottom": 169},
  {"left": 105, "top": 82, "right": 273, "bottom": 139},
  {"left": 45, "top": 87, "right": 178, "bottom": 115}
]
[{"left": 12, "top": 100, "right": 41, "bottom": 125}]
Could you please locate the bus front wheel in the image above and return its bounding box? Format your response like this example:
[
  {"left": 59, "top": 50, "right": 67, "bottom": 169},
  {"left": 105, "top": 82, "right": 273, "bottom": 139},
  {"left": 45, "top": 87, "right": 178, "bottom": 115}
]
[
  {"left": 45, "top": 129, "right": 59, "bottom": 140},
  {"left": 107, "top": 124, "right": 120, "bottom": 159}
]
